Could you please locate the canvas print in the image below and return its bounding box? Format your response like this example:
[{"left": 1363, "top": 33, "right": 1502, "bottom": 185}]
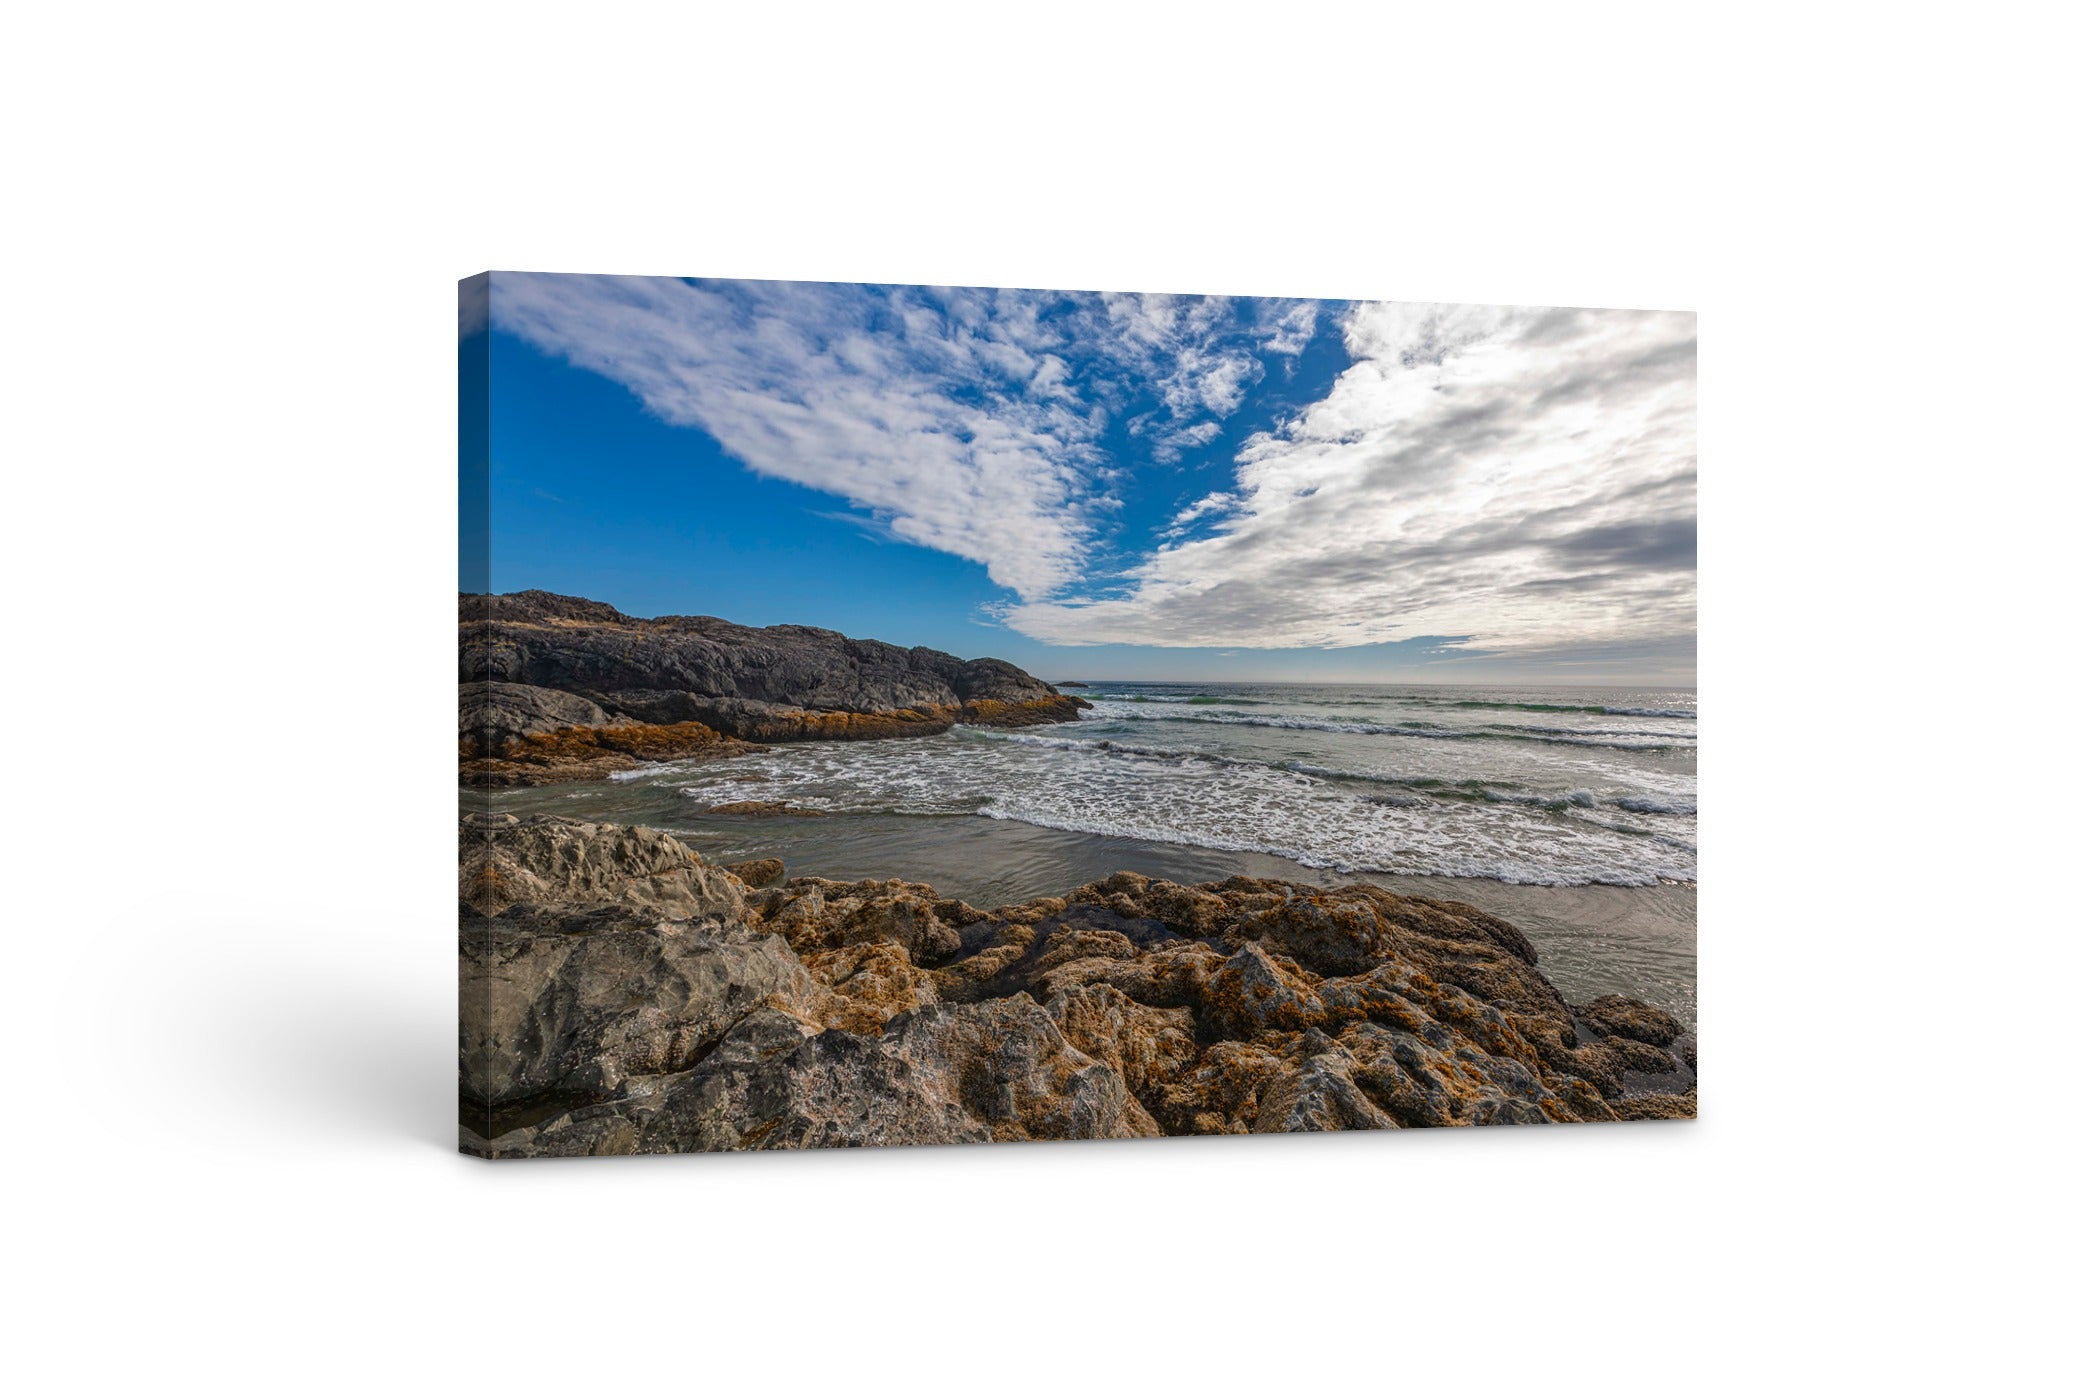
[{"left": 459, "top": 274, "right": 1696, "bottom": 1158}]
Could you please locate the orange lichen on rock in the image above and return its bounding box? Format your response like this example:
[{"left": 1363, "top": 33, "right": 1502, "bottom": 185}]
[
  {"left": 803, "top": 941, "right": 940, "bottom": 1035},
  {"left": 461, "top": 721, "right": 763, "bottom": 787},
  {"left": 956, "top": 696, "right": 1088, "bottom": 727},
  {"left": 504, "top": 720, "right": 737, "bottom": 761},
  {"left": 731, "top": 707, "right": 960, "bottom": 742}
]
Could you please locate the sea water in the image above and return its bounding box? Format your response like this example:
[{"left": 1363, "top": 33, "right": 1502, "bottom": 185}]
[{"left": 630, "top": 682, "right": 1695, "bottom": 886}]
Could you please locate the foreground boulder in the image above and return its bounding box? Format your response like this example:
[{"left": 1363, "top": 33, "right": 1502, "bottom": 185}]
[
  {"left": 1577, "top": 993, "right": 1687, "bottom": 1047},
  {"left": 461, "top": 811, "right": 748, "bottom": 925},
  {"left": 461, "top": 817, "right": 1694, "bottom": 1157},
  {"left": 459, "top": 590, "right": 1088, "bottom": 784}
]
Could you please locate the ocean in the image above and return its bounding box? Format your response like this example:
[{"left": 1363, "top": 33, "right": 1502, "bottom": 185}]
[{"left": 489, "top": 682, "right": 1697, "bottom": 1027}]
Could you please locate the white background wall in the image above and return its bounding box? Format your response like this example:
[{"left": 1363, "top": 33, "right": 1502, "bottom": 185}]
[{"left": 4, "top": 4, "right": 2087, "bottom": 1395}]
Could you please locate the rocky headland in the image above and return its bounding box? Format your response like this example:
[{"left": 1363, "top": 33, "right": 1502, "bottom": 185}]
[
  {"left": 460, "top": 813, "right": 1695, "bottom": 1157},
  {"left": 460, "top": 590, "right": 1088, "bottom": 786}
]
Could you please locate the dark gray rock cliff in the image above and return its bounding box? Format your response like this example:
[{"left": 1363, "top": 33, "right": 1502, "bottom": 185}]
[{"left": 460, "top": 590, "right": 1087, "bottom": 753}]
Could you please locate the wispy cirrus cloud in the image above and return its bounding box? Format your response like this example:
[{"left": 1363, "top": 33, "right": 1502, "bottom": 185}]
[{"left": 490, "top": 275, "right": 1306, "bottom": 600}]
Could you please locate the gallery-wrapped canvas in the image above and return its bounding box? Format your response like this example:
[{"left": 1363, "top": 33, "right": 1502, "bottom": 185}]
[{"left": 459, "top": 273, "right": 1697, "bottom": 1158}]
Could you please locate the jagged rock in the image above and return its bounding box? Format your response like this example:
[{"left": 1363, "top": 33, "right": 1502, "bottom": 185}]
[
  {"left": 756, "top": 878, "right": 966, "bottom": 966},
  {"left": 460, "top": 812, "right": 744, "bottom": 926},
  {"left": 1254, "top": 1047, "right": 1403, "bottom": 1133},
  {"left": 1090, "top": 942, "right": 1229, "bottom": 1016},
  {"left": 1130, "top": 881, "right": 1234, "bottom": 940},
  {"left": 1569, "top": 1041, "right": 1629, "bottom": 1098},
  {"left": 1606, "top": 1035, "right": 1682, "bottom": 1076},
  {"left": 461, "top": 710, "right": 761, "bottom": 788},
  {"left": 460, "top": 813, "right": 818, "bottom": 1122},
  {"left": 1026, "top": 926, "right": 1141, "bottom": 998},
  {"left": 1237, "top": 891, "right": 1394, "bottom": 976},
  {"left": 461, "top": 681, "right": 611, "bottom": 748},
  {"left": 881, "top": 997, "right": 1159, "bottom": 1142},
  {"left": 1201, "top": 942, "right": 1328, "bottom": 1039},
  {"left": 929, "top": 920, "right": 1037, "bottom": 998},
  {"left": 1034, "top": 925, "right": 1142, "bottom": 973},
  {"left": 1612, "top": 1091, "right": 1699, "bottom": 1121},
  {"left": 1045, "top": 984, "right": 1199, "bottom": 1109},
  {"left": 632, "top": 1022, "right": 998, "bottom": 1151},
  {"left": 458, "top": 590, "right": 1087, "bottom": 785},
  {"left": 459, "top": 921, "right": 823, "bottom": 1112},
  {"left": 801, "top": 941, "right": 939, "bottom": 1035},
  {"left": 727, "top": 857, "right": 786, "bottom": 888},
  {"left": 1565, "top": 1028, "right": 1695, "bottom": 1099},
  {"left": 460, "top": 816, "right": 1693, "bottom": 1158},
  {"left": 1578, "top": 994, "right": 1686, "bottom": 1047},
  {"left": 1154, "top": 1041, "right": 1288, "bottom": 1135},
  {"left": 499, "top": 996, "right": 1155, "bottom": 1154}
]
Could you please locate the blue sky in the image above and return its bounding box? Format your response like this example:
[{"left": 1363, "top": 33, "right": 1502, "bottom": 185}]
[{"left": 463, "top": 276, "right": 1695, "bottom": 684}]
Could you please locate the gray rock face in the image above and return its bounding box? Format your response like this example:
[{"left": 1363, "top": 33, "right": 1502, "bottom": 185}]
[
  {"left": 460, "top": 590, "right": 1087, "bottom": 743},
  {"left": 461, "top": 922, "right": 822, "bottom": 1112},
  {"left": 1252, "top": 1049, "right": 1401, "bottom": 1134},
  {"left": 695, "top": 996, "right": 1156, "bottom": 1149},
  {"left": 460, "top": 681, "right": 610, "bottom": 749},
  {"left": 459, "top": 814, "right": 812, "bottom": 1123},
  {"left": 461, "top": 819, "right": 1696, "bottom": 1158},
  {"left": 461, "top": 812, "right": 746, "bottom": 926}
]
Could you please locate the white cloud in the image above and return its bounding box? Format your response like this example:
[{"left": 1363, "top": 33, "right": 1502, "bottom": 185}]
[
  {"left": 1003, "top": 301, "right": 1696, "bottom": 657},
  {"left": 491, "top": 277, "right": 1693, "bottom": 665},
  {"left": 1169, "top": 490, "right": 1239, "bottom": 528},
  {"left": 493, "top": 277, "right": 1098, "bottom": 598},
  {"left": 491, "top": 275, "right": 1311, "bottom": 601},
  {"left": 1257, "top": 298, "right": 1320, "bottom": 357},
  {"left": 1152, "top": 419, "right": 1224, "bottom": 461},
  {"left": 1097, "top": 292, "right": 1269, "bottom": 428}
]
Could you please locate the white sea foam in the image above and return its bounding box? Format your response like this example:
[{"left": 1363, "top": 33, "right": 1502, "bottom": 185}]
[
  {"left": 654, "top": 689, "right": 1697, "bottom": 886},
  {"left": 1075, "top": 702, "right": 1691, "bottom": 751},
  {"left": 608, "top": 762, "right": 683, "bottom": 783}
]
